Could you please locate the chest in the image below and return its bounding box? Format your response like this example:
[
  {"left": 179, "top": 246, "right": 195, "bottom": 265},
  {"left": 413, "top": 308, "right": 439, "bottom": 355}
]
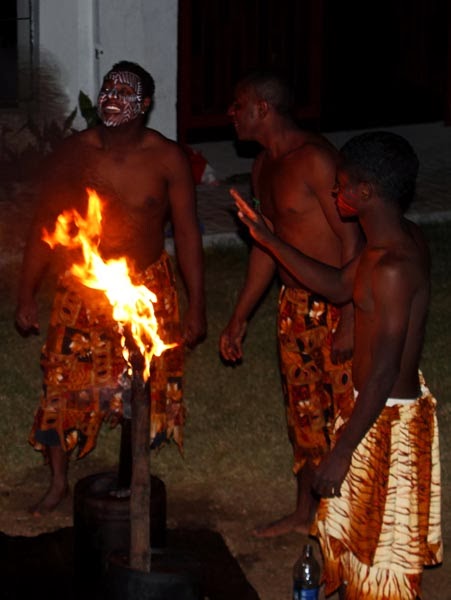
[
  {"left": 91, "top": 150, "right": 168, "bottom": 210},
  {"left": 256, "top": 160, "right": 313, "bottom": 222}
]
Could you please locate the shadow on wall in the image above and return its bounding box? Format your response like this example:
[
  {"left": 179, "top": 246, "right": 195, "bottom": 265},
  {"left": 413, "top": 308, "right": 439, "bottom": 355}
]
[
  {"left": 0, "top": 50, "right": 78, "bottom": 192},
  {"left": 27, "top": 49, "right": 72, "bottom": 126}
]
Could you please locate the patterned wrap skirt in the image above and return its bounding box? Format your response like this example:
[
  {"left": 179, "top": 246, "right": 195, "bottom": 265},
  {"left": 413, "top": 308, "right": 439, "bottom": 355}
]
[
  {"left": 312, "top": 378, "right": 442, "bottom": 599},
  {"left": 278, "top": 286, "right": 354, "bottom": 473},
  {"left": 29, "top": 250, "right": 184, "bottom": 459}
]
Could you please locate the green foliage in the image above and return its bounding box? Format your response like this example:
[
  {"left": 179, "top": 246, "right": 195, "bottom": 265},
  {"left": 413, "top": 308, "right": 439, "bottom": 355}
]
[
  {"left": 0, "top": 91, "right": 97, "bottom": 190},
  {"left": 0, "top": 107, "right": 77, "bottom": 186},
  {"left": 78, "top": 90, "right": 99, "bottom": 129}
]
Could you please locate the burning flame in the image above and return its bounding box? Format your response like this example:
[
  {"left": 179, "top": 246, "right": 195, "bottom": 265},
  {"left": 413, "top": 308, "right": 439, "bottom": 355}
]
[{"left": 42, "top": 188, "right": 176, "bottom": 379}]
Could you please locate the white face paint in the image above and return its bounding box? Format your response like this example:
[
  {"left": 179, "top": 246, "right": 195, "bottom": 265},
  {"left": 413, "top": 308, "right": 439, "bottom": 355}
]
[{"left": 97, "top": 70, "right": 144, "bottom": 127}]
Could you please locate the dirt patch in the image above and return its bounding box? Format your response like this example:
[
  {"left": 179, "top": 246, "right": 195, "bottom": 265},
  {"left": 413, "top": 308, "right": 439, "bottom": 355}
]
[{"left": 0, "top": 444, "right": 449, "bottom": 600}]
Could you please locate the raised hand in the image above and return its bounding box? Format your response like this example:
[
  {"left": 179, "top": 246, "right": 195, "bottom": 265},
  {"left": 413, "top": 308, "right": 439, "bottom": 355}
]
[{"left": 230, "top": 188, "right": 274, "bottom": 247}]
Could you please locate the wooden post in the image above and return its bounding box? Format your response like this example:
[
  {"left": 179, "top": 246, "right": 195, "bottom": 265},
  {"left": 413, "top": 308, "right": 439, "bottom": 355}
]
[
  {"left": 117, "top": 418, "right": 132, "bottom": 490},
  {"left": 129, "top": 355, "right": 151, "bottom": 573}
]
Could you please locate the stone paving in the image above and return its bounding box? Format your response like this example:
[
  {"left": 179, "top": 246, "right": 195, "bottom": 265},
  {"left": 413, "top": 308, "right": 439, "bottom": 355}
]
[{"left": 192, "top": 121, "right": 451, "bottom": 248}]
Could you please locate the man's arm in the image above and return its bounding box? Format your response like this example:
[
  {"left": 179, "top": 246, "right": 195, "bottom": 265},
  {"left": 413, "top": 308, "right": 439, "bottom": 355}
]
[
  {"left": 168, "top": 145, "right": 206, "bottom": 347},
  {"left": 304, "top": 145, "right": 362, "bottom": 266},
  {"left": 220, "top": 159, "right": 276, "bottom": 363},
  {"left": 233, "top": 191, "right": 356, "bottom": 305},
  {"left": 219, "top": 243, "right": 276, "bottom": 362},
  {"left": 304, "top": 145, "right": 363, "bottom": 362},
  {"left": 15, "top": 218, "right": 53, "bottom": 333},
  {"left": 312, "top": 258, "right": 416, "bottom": 498}
]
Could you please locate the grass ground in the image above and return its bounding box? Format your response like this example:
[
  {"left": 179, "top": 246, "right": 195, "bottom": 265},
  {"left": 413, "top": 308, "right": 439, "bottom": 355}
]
[{"left": 0, "top": 196, "right": 449, "bottom": 598}]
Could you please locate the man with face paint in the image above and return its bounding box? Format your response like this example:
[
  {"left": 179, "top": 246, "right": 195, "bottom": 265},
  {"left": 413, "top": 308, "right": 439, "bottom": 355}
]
[
  {"left": 97, "top": 68, "right": 145, "bottom": 128},
  {"left": 233, "top": 131, "right": 442, "bottom": 599},
  {"left": 15, "top": 61, "right": 206, "bottom": 515}
]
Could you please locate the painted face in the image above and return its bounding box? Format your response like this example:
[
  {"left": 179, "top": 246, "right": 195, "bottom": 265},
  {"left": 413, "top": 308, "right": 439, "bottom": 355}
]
[
  {"left": 333, "top": 168, "right": 360, "bottom": 217},
  {"left": 227, "top": 86, "right": 260, "bottom": 140},
  {"left": 97, "top": 70, "right": 144, "bottom": 127}
]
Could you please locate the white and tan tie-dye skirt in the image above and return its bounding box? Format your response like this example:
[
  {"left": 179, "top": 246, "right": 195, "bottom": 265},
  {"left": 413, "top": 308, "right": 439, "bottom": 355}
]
[{"left": 312, "top": 379, "right": 442, "bottom": 599}]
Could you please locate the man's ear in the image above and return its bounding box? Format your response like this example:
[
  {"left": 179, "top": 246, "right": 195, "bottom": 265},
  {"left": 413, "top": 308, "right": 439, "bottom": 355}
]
[
  {"left": 360, "top": 182, "right": 372, "bottom": 200},
  {"left": 142, "top": 97, "right": 152, "bottom": 114},
  {"left": 258, "top": 100, "right": 269, "bottom": 119}
]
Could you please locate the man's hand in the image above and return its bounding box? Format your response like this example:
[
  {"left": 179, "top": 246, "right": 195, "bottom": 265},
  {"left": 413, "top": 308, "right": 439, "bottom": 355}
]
[
  {"left": 182, "top": 304, "right": 207, "bottom": 348},
  {"left": 230, "top": 188, "right": 274, "bottom": 247},
  {"left": 330, "top": 317, "right": 354, "bottom": 364},
  {"left": 15, "top": 298, "right": 40, "bottom": 335},
  {"left": 312, "top": 446, "right": 353, "bottom": 498},
  {"left": 219, "top": 317, "right": 247, "bottom": 363}
]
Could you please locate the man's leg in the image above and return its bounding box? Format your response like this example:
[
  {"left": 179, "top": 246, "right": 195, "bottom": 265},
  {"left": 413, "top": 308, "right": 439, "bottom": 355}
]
[
  {"left": 29, "top": 445, "right": 69, "bottom": 515},
  {"left": 253, "top": 460, "right": 318, "bottom": 538}
]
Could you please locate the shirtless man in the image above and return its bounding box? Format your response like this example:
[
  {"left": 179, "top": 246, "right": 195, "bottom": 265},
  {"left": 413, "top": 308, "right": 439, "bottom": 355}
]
[
  {"left": 234, "top": 130, "right": 442, "bottom": 599},
  {"left": 15, "top": 61, "right": 206, "bottom": 515},
  {"left": 219, "top": 72, "right": 362, "bottom": 536}
]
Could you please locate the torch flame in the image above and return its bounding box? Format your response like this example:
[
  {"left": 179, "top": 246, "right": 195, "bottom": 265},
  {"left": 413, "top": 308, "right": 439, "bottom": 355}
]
[{"left": 42, "top": 188, "right": 176, "bottom": 379}]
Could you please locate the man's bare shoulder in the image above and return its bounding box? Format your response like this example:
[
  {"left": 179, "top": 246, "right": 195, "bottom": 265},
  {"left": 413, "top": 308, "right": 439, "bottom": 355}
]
[
  {"left": 54, "top": 128, "right": 101, "bottom": 156},
  {"left": 141, "top": 128, "right": 180, "bottom": 151},
  {"left": 288, "top": 134, "right": 338, "bottom": 167},
  {"left": 373, "top": 231, "right": 429, "bottom": 289},
  {"left": 141, "top": 129, "right": 189, "bottom": 164}
]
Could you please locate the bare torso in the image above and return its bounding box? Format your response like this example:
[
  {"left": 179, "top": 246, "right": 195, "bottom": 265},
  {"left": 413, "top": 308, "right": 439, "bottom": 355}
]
[
  {"left": 352, "top": 219, "right": 430, "bottom": 397},
  {"left": 253, "top": 132, "right": 344, "bottom": 288},
  {"left": 44, "top": 126, "right": 186, "bottom": 272}
]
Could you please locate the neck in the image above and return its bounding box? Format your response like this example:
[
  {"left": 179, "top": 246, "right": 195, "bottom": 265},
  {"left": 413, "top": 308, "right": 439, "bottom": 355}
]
[
  {"left": 99, "top": 118, "right": 145, "bottom": 148},
  {"left": 260, "top": 118, "right": 303, "bottom": 159},
  {"left": 359, "top": 202, "right": 405, "bottom": 246}
]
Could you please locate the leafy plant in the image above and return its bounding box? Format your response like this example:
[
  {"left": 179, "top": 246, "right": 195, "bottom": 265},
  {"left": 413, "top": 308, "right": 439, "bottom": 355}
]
[
  {"left": 78, "top": 90, "right": 99, "bottom": 129},
  {"left": 0, "top": 107, "right": 77, "bottom": 186},
  {"left": 0, "top": 91, "right": 98, "bottom": 192}
]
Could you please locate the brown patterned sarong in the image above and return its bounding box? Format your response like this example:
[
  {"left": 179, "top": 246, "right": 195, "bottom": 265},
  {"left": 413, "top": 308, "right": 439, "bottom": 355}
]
[
  {"left": 312, "top": 378, "right": 442, "bottom": 599},
  {"left": 29, "top": 251, "right": 184, "bottom": 458},
  {"left": 278, "top": 286, "right": 354, "bottom": 473}
]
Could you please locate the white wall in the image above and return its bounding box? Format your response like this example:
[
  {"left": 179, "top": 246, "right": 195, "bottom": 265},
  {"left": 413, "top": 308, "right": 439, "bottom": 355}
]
[
  {"left": 37, "top": 0, "right": 178, "bottom": 139},
  {"left": 37, "top": 0, "right": 94, "bottom": 126}
]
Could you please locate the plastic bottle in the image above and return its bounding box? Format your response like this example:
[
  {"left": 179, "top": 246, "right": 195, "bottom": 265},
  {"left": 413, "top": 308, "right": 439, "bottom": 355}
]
[{"left": 292, "top": 543, "right": 320, "bottom": 599}]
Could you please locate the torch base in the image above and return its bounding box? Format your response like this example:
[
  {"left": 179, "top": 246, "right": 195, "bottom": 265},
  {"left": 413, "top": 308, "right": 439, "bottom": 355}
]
[
  {"left": 73, "top": 471, "right": 166, "bottom": 587},
  {"left": 104, "top": 548, "right": 203, "bottom": 600}
]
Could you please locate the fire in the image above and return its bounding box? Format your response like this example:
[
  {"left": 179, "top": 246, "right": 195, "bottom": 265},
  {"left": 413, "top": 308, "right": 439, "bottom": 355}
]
[{"left": 42, "top": 187, "right": 176, "bottom": 379}]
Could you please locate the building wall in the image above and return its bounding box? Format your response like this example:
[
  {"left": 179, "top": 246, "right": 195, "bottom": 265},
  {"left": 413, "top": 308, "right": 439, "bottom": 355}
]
[{"left": 37, "top": 0, "right": 178, "bottom": 139}]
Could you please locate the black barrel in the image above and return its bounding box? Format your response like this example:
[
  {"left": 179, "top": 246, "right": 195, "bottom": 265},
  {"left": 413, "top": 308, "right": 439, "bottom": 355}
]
[
  {"left": 73, "top": 471, "right": 166, "bottom": 587},
  {"left": 104, "top": 549, "right": 204, "bottom": 600}
]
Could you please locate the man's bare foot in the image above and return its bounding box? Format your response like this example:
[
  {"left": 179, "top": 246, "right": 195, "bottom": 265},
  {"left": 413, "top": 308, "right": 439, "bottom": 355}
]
[
  {"left": 252, "top": 512, "right": 311, "bottom": 538},
  {"left": 28, "top": 485, "right": 70, "bottom": 517}
]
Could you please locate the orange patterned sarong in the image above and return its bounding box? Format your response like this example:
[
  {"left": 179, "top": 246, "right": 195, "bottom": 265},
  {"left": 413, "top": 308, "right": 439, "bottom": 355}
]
[
  {"left": 29, "top": 251, "right": 184, "bottom": 458},
  {"left": 312, "top": 379, "right": 442, "bottom": 599},
  {"left": 278, "top": 286, "right": 354, "bottom": 473}
]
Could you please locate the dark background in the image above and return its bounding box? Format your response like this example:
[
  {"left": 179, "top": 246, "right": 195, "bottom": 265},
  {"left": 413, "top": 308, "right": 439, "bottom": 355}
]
[
  {"left": 178, "top": 0, "right": 449, "bottom": 141},
  {"left": 321, "top": 0, "right": 448, "bottom": 131},
  {"left": 0, "top": 1, "right": 449, "bottom": 139}
]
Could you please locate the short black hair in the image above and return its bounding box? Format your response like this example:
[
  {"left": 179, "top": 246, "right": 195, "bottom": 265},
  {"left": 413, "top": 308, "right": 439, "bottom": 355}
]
[
  {"left": 109, "top": 60, "right": 155, "bottom": 100},
  {"left": 340, "top": 131, "right": 419, "bottom": 211},
  {"left": 236, "top": 70, "right": 295, "bottom": 116}
]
